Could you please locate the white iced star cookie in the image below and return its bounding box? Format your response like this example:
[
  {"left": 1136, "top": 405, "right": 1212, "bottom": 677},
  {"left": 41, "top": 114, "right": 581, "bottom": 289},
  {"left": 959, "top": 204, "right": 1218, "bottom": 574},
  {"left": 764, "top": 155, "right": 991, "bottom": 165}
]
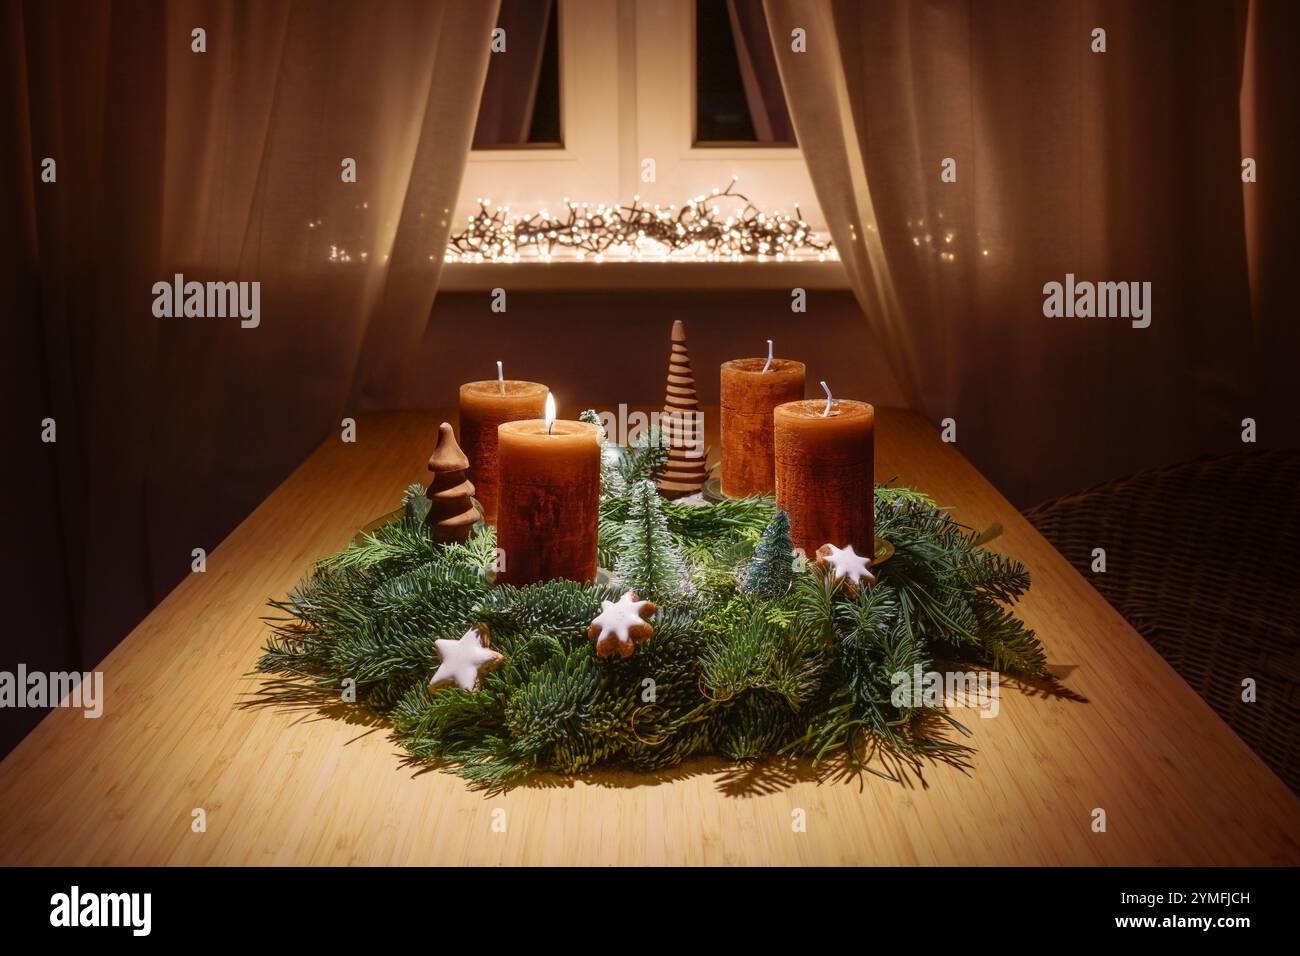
[
  {"left": 815, "top": 543, "right": 875, "bottom": 595},
  {"left": 428, "top": 624, "right": 504, "bottom": 692},
  {"left": 587, "top": 591, "right": 657, "bottom": 658}
]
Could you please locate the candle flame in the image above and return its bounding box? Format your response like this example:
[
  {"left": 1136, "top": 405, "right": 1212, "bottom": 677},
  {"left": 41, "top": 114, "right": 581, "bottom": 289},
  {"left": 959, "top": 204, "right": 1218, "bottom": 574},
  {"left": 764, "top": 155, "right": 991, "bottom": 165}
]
[
  {"left": 496, "top": 360, "right": 504, "bottom": 394},
  {"left": 544, "top": 392, "right": 556, "bottom": 433}
]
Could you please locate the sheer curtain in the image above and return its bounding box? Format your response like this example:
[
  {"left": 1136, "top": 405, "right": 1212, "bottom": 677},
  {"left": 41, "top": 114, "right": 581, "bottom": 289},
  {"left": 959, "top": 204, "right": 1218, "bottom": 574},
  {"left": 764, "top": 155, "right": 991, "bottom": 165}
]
[
  {"left": 0, "top": 0, "right": 498, "bottom": 733},
  {"left": 764, "top": 0, "right": 1289, "bottom": 506}
]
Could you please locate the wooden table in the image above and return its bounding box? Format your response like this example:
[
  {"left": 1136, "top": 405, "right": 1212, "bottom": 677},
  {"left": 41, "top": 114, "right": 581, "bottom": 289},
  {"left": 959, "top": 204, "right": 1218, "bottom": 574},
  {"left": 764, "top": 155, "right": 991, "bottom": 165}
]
[{"left": 2, "top": 408, "right": 1297, "bottom": 866}]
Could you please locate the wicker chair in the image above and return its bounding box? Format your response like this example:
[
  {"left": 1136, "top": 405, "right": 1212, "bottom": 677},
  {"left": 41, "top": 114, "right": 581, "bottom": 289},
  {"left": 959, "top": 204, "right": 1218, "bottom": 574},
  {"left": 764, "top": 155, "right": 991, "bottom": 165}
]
[{"left": 1023, "top": 449, "right": 1300, "bottom": 795}]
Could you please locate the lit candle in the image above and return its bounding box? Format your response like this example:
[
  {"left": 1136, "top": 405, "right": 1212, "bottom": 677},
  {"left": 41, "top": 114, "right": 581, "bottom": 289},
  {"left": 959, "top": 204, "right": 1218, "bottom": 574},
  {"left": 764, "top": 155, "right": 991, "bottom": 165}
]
[
  {"left": 459, "top": 365, "right": 549, "bottom": 524},
  {"left": 773, "top": 382, "right": 875, "bottom": 559},
  {"left": 721, "top": 340, "right": 806, "bottom": 497},
  {"left": 496, "top": 393, "right": 602, "bottom": 585}
]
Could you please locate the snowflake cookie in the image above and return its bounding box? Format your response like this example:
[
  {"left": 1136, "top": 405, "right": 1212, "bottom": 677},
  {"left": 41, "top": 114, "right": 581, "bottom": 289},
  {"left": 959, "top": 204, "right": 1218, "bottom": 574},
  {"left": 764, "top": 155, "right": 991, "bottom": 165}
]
[
  {"left": 588, "top": 591, "right": 657, "bottom": 658},
  {"left": 815, "top": 543, "right": 875, "bottom": 595},
  {"left": 429, "top": 624, "right": 504, "bottom": 692}
]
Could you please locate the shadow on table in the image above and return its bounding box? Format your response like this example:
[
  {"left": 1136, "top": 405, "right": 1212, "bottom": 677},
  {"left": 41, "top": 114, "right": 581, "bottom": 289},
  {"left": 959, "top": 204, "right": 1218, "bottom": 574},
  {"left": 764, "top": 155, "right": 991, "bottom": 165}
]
[
  {"left": 245, "top": 664, "right": 1087, "bottom": 798},
  {"left": 392, "top": 708, "right": 983, "bottom": 798},
  {"left": 239, "top": 678, "right": 390, "bottom": 741},
  {"left": 1004, "top": 665, "right": 1089, "bottom": 703}
]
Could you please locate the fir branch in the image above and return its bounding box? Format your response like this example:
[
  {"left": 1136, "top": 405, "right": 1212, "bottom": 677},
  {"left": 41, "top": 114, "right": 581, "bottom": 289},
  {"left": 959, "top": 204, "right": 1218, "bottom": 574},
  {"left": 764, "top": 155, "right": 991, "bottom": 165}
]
[
  {"left": 619, "top": 426, "right": 669, "bottom": 487},
  {"left": 402, "top": 482, "right": 431, "bottom": 524},
  {"left": 256, "top": 478, "right": 1052, "bottom": 790}
]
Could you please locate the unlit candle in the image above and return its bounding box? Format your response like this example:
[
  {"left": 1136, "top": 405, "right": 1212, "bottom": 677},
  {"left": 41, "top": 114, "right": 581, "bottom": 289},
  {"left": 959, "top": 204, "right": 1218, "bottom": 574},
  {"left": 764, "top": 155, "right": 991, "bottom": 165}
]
[
  {"left": 773, "top": 398, "right": 875, "bottom": 559},
  {"left": 458, "top": 378, "right": 549, "bottom": 524},
  {"left": 721, "top": 356, "right": 806, "bottom": 497}
]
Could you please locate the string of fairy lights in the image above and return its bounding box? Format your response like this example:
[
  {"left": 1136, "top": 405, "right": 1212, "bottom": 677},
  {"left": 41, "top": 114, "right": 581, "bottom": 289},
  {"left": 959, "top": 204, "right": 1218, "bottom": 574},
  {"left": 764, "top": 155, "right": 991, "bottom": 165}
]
[
  {"left": 444, "top": 179, "right": 834, "bottom": 263},
  {"left": 313, "top": 180, "right": 837, "bottom": 265}
]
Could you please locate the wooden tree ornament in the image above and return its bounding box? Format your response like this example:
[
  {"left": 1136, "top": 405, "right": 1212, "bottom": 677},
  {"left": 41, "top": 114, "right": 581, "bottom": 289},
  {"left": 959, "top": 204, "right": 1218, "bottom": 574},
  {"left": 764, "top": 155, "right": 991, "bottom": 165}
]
[
  {"left": 656, "top": 319, "right": 709, "bottom": 499},
  {"left": 426, "top": 422, "right": 481, "bottom": 543}
]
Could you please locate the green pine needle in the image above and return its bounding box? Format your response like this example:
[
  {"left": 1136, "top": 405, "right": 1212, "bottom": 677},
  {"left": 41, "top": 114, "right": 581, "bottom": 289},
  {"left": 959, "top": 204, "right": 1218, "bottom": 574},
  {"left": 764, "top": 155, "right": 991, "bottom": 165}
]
[{"left": 255, "top": 476, "right": 1050, "bottom": 791}]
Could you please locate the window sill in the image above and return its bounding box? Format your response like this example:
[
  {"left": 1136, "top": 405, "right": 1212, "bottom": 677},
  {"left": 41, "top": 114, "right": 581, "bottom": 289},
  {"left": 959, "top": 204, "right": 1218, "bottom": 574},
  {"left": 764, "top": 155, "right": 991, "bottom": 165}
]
[{"left": 437, "top": 258, "right": 849, "bottom": 292}]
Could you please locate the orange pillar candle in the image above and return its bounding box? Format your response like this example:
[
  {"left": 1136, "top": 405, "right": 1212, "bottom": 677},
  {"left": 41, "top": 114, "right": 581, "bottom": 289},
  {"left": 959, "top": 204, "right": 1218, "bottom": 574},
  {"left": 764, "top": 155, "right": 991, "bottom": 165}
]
[
  {"left": 721, "top": 346, "right": 806, "bottom": 496},
  {"left": 496, "top": 396, "right": 601, "bottom": 585},
  {"left": 773, "top": 393, "right": 875, "bottom": 560},
  {"left": 459, "top": 371, "right": 549, "bottom": 524}
]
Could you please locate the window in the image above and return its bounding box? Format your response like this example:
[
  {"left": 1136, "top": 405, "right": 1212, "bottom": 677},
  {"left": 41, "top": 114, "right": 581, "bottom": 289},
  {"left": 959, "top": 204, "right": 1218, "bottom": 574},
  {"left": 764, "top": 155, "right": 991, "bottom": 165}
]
[
  {"left": 694, "top": 0, "right": 795, "bottom": 146},
  {"left": 472, "top": 0, "right": 562, "bottom": 149},
  {"left": 457, "top": 0, "right": 622, "bottom": 215},
  {"left": 454, "top": 0, "right": 824, "bottom": 255}
]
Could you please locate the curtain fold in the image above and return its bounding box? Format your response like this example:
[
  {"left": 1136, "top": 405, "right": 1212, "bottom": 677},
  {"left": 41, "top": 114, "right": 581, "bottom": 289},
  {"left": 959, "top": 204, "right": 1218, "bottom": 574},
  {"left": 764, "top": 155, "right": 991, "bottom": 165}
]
[
  {"left": 765, "top": 0, "right": 1284, "bottom": 505},
  {"left": 726, "top": 0, "right": 795, "bottom": 143},
  {"left": 1, "top": 0, "right": 498, "bottom": 714},
  {"left": 472, "top": 0, "right": 552, "bottom": 148}
]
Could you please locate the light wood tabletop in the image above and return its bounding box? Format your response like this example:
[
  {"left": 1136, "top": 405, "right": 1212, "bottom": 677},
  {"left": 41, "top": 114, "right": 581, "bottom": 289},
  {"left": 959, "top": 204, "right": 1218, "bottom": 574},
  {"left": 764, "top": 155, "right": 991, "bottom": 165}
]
[{"left": 2, "top": 408, "right": 1297, "bottom": 866}]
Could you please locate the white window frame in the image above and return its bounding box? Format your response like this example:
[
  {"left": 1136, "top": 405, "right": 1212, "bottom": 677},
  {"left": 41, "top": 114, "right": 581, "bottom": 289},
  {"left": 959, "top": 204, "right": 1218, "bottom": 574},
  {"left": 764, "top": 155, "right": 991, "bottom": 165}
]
[
  {"left": 629, "top": 0, "right": 824, "bottom": 228},
  {"left": 456, "top": 0, "right": 623, "bottom": 219}
]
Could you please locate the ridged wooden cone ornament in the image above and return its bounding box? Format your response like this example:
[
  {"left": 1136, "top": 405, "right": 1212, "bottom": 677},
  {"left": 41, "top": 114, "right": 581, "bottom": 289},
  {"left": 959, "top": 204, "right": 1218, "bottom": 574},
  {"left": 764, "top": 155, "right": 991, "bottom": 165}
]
[
  {"left": 426, "top": 422, "right": 481, "bottom": 543},
  {"left": 656, "top": 320, "right": 708, "bottom": 498}
]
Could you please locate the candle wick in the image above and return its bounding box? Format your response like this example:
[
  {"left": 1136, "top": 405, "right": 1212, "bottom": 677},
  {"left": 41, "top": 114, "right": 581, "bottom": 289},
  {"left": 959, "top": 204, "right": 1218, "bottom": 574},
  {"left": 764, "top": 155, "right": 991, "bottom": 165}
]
[
  {"left": 762, "top": 339, "right": 773, "bottom": 373},
  {"left": 496, "top": 360, "right": 505, "bottom": 394},
  {"left": 820, "top": 380, "right": 833, "bottom": 417},
  {"left": 548, "top": 420, "right": 555, "bottom": 435}
]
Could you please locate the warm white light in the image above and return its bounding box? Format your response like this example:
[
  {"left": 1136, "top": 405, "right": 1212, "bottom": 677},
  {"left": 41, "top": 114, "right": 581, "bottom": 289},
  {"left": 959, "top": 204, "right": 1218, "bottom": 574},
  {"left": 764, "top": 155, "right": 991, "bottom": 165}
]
[
  {"left": 442, "top": 185, "right": 832, "bottom": 264},
  {"left": 544, "top": 392, "right": 557, "bottom": 433}
]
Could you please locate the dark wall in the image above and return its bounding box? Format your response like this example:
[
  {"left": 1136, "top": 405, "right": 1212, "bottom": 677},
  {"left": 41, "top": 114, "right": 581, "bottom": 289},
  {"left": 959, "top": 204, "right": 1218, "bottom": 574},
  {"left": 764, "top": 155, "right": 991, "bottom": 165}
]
[{"left": 397, "top": 289, "right": 905, "bottom": 411}]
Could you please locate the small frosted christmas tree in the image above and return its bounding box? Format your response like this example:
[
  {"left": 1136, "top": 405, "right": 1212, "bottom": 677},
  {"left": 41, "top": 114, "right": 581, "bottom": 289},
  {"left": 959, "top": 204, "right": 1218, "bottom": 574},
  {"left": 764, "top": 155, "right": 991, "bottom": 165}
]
[
  {"left": 615, "top": 479, "right": 689, "bottom": 600},
  {"left": 742, "top": 510, "right": 795, "bottom": 599}
]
